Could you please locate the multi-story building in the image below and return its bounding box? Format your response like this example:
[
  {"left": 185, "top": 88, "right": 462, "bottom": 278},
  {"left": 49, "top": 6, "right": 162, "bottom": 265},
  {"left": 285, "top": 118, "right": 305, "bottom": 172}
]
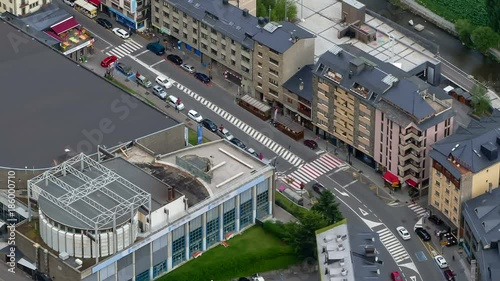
[
  {"left": 151, "top": 0, "right": 314, "bottom": 97},
  {"left": 101, "top": 0, "right": 149, "bottom": 31},
  {"left": 311, "top": 44, "right": 452, "bottom": 190},
  {"left": 429, "top": 110, "right": 500, "bottom": 230},
  {"left": 281, "top": 65, "right": 314, "bottom": 130},
  {"left": 462, "top": 187, "right": 500, "bottom": 281},
  {"left": 0, "top": 0, "right": 49, "bottom": 16}
]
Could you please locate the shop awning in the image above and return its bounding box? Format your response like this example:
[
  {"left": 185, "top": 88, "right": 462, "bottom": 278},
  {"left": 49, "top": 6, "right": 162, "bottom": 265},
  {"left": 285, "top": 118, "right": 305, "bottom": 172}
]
[
  {"left": 383, "top": 171, "right": 399, "bottom": 183},
  {"left": 406, "top": 179, "right": 418, "bottom": 188},
  {"left": 50, "top": 17, "right": 80, "bottom": 35},
  {"left": 87, "top": 0, "right": 100, "bottom": 7}
]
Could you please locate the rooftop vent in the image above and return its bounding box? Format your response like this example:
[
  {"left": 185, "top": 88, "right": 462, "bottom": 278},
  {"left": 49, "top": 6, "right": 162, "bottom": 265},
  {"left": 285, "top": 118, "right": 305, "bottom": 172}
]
[
  {"left": 257, "top": 17, "right": 265, "bottom": 26},
  {"left": 242, "top": 8, "right": 249, "bottom": 16},
  {"left": 480, "top": 142, "right": 498, "bottom": 161}
]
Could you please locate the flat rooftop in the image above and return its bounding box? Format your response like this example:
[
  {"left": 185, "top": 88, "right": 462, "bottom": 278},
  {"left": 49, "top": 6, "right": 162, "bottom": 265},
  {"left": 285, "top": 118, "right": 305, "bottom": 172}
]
[
  {"left": 316, "top": 222, "right": 355, "bottom": 281},
  {"left": 158, "top": 140, "right": 267, "bottom": 196},
  {"left": 0, "top": 20, "right": 178, "bottom": 169}
]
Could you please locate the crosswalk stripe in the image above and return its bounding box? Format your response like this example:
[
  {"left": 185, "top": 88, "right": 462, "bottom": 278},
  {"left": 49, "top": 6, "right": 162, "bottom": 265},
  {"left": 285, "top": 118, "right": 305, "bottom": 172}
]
[
  {"left": 301, "top": 165, "right": 322, "bottom": 178},
  {"left": 256, "top": 134, "right": 266, "bottom": 143},
  {"left": 119, "top": 44, "right": 137, "bottom": 53},
  {"left": 262, "top": 138, "right": 272, "bottom": 147},
  {"left": 234, "top": 120, "right": 242, "bottom": 128},
  {"left": 281, "top": 151, "right": 291, "bottom": 160},
  {"left": 308, "top": 161, "right": 330, "bottom": 173},
  {"left": 227, "top": 115, "right": 235, "bottom": 123},
  {"left": 386, "top": 241, "right": 400, "bottom": 250},
  {"left": 290, "top": 173, "right": 312, "bottom": 184},
  {"left": 116, "top": 45, "right": 134, "bottom": 53},
  {"left": 320, "top": 154, "right": 343, "bottom": 167},
  {"left": 128, "top": 39, "right": 142, "bottom": 48},
  {"left": 317, "top": 157, "right": 339, "bottom": 169},
  {"left": 269, "top": 142, "right": 278, "bottom": 152},
  {"left": 391, "top": 248, "right": 406, "bottom": 257},
  {"left": 250, "top": 131, "right": 259, "bottom": 138},
  {"left": 275, "top": 147, "right": 284, "bottom": 156}
]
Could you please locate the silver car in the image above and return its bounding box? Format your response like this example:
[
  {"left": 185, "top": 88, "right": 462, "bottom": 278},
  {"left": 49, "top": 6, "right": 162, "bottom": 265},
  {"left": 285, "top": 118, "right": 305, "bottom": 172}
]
[
  {"left": 180, "top": 64, "right": 195, "bottom": 74},
  {"left": 152, "top": 85, "right": 167, "bottom": 100}
]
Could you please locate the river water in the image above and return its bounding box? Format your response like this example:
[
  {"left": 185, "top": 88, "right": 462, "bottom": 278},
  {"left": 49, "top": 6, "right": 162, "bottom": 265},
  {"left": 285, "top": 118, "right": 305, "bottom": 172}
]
[{"left": 358, "top": 0, "right": 500, "bottom": 92}]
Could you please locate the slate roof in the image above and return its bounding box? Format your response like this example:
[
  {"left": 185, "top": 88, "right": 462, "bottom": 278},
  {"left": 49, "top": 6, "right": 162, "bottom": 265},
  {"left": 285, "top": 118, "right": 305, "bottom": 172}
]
[
  {"left": 167, "top": 0, "right": 314, "bottom": 52},
  {"left": 348, "top": 224, "right": 382, "bottom": 280},
  {"left": 282, "top": 65, "right": 314, "bottom": 102},
  {"left": 430, "top": 110, "right": 500, "bottom": 176},
  {"left": 462, "top": 188, "right": 500, "bottom": 281}
]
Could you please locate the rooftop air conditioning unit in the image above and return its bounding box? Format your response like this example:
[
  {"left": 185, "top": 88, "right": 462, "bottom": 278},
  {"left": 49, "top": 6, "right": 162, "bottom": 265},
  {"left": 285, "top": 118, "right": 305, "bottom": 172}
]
[
  {"left": 75, "top": 259, "right": 83, "bottom": 266},
  {"left": 59, "top": 252, "right": 69, "bottom": 260}
]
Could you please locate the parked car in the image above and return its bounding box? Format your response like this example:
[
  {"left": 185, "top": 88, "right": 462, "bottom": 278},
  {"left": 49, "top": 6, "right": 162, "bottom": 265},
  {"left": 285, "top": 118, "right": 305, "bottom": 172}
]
[
  {"left": 303, "top": 139, "right": 318, "bottom": 149},
  {"left": 181, "top": 64, "right": 195, "bottom": 73},
  {"left": 428, "top": 215, "right": 443, "bottom": 225},
  {"left": 147, "top": 42, "right": 165, "bottom": 55},
  {"left": 152, "top": 85, "right": 167, "bottom": 100},
  {"left": 312, "top": 182, "right": 326, "bottom": 194},
  {"left": 390, "top": 271, "right": 403, "bottom": 281},
  {"left": 187, "top": 110, "right": 203, "bottom": 123},
  {"left": 100, "top": 55, "right": 117, "bottom": 67},
  {"left": 136, "top": 74, "right": 152, "bottom": 88},
  {"left": 230, "top": 138, "right": 246, "bottom": 149},
  {"left": 217, "top": 128, "right": 234, "bottom": 141},
  {"left": 194, "top": 72, "right": 211, "bottom": 84},
  {"left": 115, "top": 63, "right": 133, "bottom": 76},
  {"left": 245, "top": 147, "right": 259, "bottom": 157},
  {"left": 415, "top": 227, "right": 431, "bottom": 241},
  {"left": 155, "top": 76, "right": 173, "bottom": 89},
  {"left": 96, "top": 18, "right": 112, "bottom": 29},
  {"left": 396, "top": 226, "right": 411, "bottom": 240},
  {"left": 167, "top": 95, "right": 185, "bottom": 110},
  {"left": 202, "top": 119, "right": 217, "bottom": 132},
  {"left": 443, "top": 269, "right": 455, "bottom": 281},
  {"left": 63, "top": 0, "right": 75, "bottom": 7},
  {"left": 167, "top": 54, "right": 183, "bottom": 65},
  {"left": 112, "top": 28, "right": 129, "bottom": 39},
  {"left": 434, "top": 255, "right": 448, "bottom": 268}
]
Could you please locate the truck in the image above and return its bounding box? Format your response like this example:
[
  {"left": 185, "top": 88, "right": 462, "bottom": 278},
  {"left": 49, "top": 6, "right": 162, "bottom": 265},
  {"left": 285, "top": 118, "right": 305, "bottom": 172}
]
[{"left": 282, "top": 188, "right": 303, "bottom": 206}]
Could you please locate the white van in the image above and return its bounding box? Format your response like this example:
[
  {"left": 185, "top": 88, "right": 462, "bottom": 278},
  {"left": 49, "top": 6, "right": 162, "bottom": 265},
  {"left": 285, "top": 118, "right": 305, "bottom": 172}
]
[{"left": 168, "top": 95, "right": 185, "bottom": 110}]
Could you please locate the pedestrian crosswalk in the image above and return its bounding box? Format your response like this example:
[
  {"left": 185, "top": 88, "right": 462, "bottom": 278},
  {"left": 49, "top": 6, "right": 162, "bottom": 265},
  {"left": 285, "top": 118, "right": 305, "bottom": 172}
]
[
  {"left": 376, "top": 227, "right": 410, "bottom": 264},
  {"left": 408, "top": 203, "right": 428, "bottom": 217},
  {"left": 285, "top": 154, "right": 345, "bottom": 189},
  {"left": 105, "top": 40, "right": 142, "bottom": 59}
]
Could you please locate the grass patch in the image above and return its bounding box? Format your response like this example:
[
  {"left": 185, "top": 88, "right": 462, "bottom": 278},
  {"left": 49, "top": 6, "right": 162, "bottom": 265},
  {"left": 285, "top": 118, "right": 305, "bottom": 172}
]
[
  {"left": 415, "top": 0, "right": 488, "bottom": 27},
  {"left": 107, "top": 76, "right": 137, "bottom": 94},
  {"left": 159, "top": 226, "right": 299, "bottom": 281},
  {"left": 187, "top": 128, "right": 210, "bottom": 145}
]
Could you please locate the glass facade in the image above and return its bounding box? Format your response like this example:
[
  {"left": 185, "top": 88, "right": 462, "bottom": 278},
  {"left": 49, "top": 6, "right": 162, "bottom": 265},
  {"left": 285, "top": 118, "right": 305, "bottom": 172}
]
[
  {"left": 256, "top": 181, "right": 269, "bottom": 219},
  {"left": 153, "top": 261, "right": 167, "bottom": 278},
  {"left": 188, "top": 216, "right": 203, "bottom": 257},
  {"left": 206, "top": 208, "right": 220, "bottom": 248},
  {"left": 135, "top": 270, "right": 150, "bottom": 281},
  {"left": 171, "top": 227, "right": 185, "bottom": 267},
  {"left": 223, "top": 198, "right": 236, "bottom": 235},
  {"left": 239, "top": 190, "right": 253, "bottom": 229}
]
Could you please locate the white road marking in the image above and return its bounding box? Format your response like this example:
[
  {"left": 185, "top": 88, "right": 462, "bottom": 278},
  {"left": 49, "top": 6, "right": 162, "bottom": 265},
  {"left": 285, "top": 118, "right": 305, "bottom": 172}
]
[
  {"left": 358, "top": 207, "right": 368, "bottom": 216},
  {"left": 150, "top": 60, "right": 165, "bottom": 68}
]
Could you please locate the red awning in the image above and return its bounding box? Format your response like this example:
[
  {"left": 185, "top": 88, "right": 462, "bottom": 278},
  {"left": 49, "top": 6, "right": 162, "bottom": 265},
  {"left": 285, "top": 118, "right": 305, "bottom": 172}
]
[
  {"left": 50, "top": 17, "right": 80, "bottom": 35},
  {"left": 87, "top": 0, "right": 100, "bottom": 7},
  {"left": 406, "top": 179, "right": 418, "bottom": 188},
  {"left": 44, "top": 31, "right": 62, "bottom": 42},
  {"left": 383, "top": 171, "right": 399, "bottom": 183}
]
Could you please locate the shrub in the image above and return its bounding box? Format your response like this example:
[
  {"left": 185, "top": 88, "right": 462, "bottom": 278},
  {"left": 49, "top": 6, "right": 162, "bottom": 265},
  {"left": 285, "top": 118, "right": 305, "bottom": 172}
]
[{"left": 262, "top": 221, "right": 287, "bottom": 241}]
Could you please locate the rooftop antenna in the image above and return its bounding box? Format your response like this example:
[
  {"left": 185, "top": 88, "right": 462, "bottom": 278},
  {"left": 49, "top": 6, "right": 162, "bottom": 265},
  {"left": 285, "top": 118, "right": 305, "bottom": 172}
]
[{"left": 389, "top": 33, "right": 395, "bottom": 63}]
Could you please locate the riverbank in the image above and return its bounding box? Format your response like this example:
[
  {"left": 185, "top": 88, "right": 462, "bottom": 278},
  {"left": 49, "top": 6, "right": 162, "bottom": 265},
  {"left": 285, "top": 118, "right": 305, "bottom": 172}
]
[{"left": 398, "top": 0, "right": 457, "bottom": 36}]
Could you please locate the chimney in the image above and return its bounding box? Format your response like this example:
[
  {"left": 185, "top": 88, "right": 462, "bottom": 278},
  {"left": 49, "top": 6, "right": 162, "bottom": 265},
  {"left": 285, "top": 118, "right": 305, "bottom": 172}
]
[
  {"left": 183, "top": 197, "right": 189, "bottom": 210},
  {"left": 299, "top": 79, "right": 304, "bottom": 91},
  {"left": 257, "top": 17, "right": 265, "bottom": 26},
  {"left": 167, "top": 186, "right": 173, "bottom": 200},
  {"left": 171, "top": 186, "right": 176, "bottom": 199},
  {"left": 242, "top": 8, "right": 249, "bottom": 17},
  {"left": 222, "top": 0, "right": 228, "bottom": 4}
]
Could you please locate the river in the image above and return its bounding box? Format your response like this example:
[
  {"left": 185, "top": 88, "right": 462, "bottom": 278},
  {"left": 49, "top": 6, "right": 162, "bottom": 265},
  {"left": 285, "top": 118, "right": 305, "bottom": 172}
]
[{"left": 358, "top": 0, "right": 500, "bottom": 92}]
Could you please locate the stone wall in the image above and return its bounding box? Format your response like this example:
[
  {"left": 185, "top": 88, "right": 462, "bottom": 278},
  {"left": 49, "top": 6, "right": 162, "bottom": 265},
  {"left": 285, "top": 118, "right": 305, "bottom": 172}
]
[{"left": 400, "top": 0, "right": 457, "bottom": 36}]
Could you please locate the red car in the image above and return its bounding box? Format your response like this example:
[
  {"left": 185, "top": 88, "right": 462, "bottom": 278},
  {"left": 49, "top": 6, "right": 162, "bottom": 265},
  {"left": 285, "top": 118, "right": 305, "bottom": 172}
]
[
  {"left": 101, "top": 55, "right": 118, "bottom": 67},
  {"left": 303, "top": 139, "right": 318, "bottom": 149},
  {"left": 391, "top": 271, "right": 403, "bottom": 281}
]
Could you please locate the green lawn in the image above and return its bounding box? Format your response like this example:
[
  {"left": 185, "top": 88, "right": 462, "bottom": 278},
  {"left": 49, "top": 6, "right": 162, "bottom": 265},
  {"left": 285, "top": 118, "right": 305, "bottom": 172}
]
[
  {"left": 187, "top": 128, "right": 211, "bottom": 145},
  {"left": 158, "top": 226, "right": 299, "bottom": 281},
  {"left": 416, "top": 0, "right": 488, "bottom": 27}
]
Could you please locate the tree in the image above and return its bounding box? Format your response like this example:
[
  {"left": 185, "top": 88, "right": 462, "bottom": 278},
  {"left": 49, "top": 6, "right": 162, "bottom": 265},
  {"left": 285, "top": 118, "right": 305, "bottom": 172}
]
[
  {"left": 311, "top": 191, "right": 343, "bottom": 225},
  {"left": 471, "top": 84, "right": 492, "bottom": 116},
  {"left": 455, "top": 19, "right": 474, "bottom": 47},
  {"left": 471, "top": 26, "right": 500, "bottom": 52},
  {"left": 283, "top": 210, "right": 329, "bottom": 258},
  {"left": 486, "top": 0, "right": 500, "bottom": 32},
  {"left": 256, "top": 2, "right": 267, "bottom": 19},
  {"left": 257, "top": 0, "right": 297, "bottom": 21}
]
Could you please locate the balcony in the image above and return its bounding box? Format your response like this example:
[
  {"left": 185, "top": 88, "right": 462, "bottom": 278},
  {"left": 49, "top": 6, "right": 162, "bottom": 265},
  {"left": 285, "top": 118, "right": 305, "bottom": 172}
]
[
  {"left": 398, "top": 162, "right": 421, "bottom": 175},
  {"left": 350, "top": 83, "right": 370, "bottom": 99},
  {"left": 399, "top": 141, "right": 423, "bottom": 153},
  {"left": 323, "top": 70, "right": 342, "bottom": 84},
  {"left": 401, "top": 131, "right": 424, "bottom": 143},
  {"left": 298, "top": 105, "right": 311, "bottom": 118},
  {"left": 20, "top": 0, "right": 29, "bottom": 8},
  {"left": 318, "top": 82, "right": 329, "bottom": 92}
]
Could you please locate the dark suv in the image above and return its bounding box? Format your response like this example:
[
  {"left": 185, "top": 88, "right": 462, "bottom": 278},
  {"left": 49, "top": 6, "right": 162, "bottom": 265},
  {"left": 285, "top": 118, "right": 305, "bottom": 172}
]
[
  {"left": 428, "top": 215, "right": 443, "bottom": 225},
  {"left": 415, "top": 227, "right": 431, "bottom": 241}
]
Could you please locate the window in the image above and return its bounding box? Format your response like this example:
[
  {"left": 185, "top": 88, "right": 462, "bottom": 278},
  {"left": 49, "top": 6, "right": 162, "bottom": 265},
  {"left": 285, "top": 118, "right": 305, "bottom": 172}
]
[
  {"left": 434, "top": 201, "right": 440, "bottom": 207},
  {"left": 211, "top": 48, "right": 217, "bottom": 55},
  {"left": 201, "top": 23, "right": 208, "bottom": 29},
  {"left": 221, "top": 34, "right": 226, "bottom": 40},
  {"left": 211, "top": 28, "right": 217, "bottom": 34},
  {"left": 211, "top": 38, "right": 217, "bottom": 44},
  {"left": 257, "top": 82, "right": 262, "bottom": 88},
  {"left": 231, "top": 50, "right": 236, "bottom": 55},
  {"left": 256, "top": 182, "right": 269, "bottom": 219},
  {"left": 453, "top": 207, "right": 458, "bottom": 213},
  {"left": 241, "top": 56, "right": 250, "bottom": 63},
  {"left": 258, "top": 52, "right": 263, "bottom": 57},
  {"left": 221, "top": 44, "right": 226, "bottom": 50},
  {"left": 436, "top": 170, "right": 441, "bottom": 177},
  {"left": 192, "top": 38, "right": 197, "bottom": 44},
  {"left": 163, "top": 11, "right": 169, "bottom": 18},
  {"left": 231, "top": 60, "right": 236, "bottom": 66},
  {"left": 435, "top": 180, "right": 440, "bottom": 187},
  {"left": 269, "top": 78, "right": 278, "bottom": 87},
  {"left": 223, "top": 199, "right": 236, "bottom": 234},
  {"left": 189, "top": 217, "right": 203, "bottom": 257},
  {"left": 258, "top": 61, "right": 262, "bottom": 67},
  {"left": 269, "top": 57, "right": 279, "bottom": 65},
  {"left": 445, "top": 188, "right": 450, "bottom": 194},
  {"left": 192, "top": 28, "right": 197, "bottom": 33},
  {"left": 183, "top": 32, "right": 187, "bottom": 39},
  {"left": 269, "top": 89, "right": 278, "bottom": 97},
  {"left": 172, "top": 6, "right": 178, "bottom": 12},
  {"left": 445, "top": 198, "right": 449, "bottom": 205},
  {"left": 136, "top": 270, "right": 150, "bottom": 281},
  {"left": 434, "top": 190, "right": 440, "bottom": 196},
  {"left": 183, "top": 12, "right": 187, "bottom": 18},
  {"left": 221, "top": 54, "right": 226, "bottom": 60},
  {"left": 269, "top": 68, "right": 279, "bottom": 76},
  {"left": 239, "top": 191, "right": 253, "bottom": 229},
  {"left": 183, "top": 22, "right": 187, "bottom": 28},
  {"left": 172, "top": 227, "right": 185, "bottom": 267},
  {"left": 444, "top": 209, "right": 449, "bottom": 215},
  {"left": 153, "top": 260, "right": 167, "bottom": 278},
  {"left": 201, "top": 43, "right": 207, "bottom": 49},
  {"left": 172, "top": 17, "right": 179, "bottom": 23},
  {"left": 206, "top": 208, "right": 219, "bottom": 248},
  {"left": 257, "top": 72, "right": 262, "bottom": 78},
  {"left": 201, "top": 33, "right": 208, "bottom": 39},
  {"left": 242, "top": 66, "right": 249, "bottom": 73}
]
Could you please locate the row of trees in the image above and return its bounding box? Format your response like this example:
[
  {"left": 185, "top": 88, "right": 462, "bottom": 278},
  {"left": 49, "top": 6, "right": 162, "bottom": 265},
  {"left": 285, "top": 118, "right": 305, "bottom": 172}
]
[
  {"left": 256, "top": 0, "right": 297, "bottom": 22},
  {"left": 267, "top": 191, "right": 343, "bottom": 259}
]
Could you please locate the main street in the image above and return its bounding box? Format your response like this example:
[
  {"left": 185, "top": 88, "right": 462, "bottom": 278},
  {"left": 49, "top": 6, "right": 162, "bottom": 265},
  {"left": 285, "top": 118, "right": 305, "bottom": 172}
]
[{"left": 59, "top": 3, "right": 451, "bottom": 280}]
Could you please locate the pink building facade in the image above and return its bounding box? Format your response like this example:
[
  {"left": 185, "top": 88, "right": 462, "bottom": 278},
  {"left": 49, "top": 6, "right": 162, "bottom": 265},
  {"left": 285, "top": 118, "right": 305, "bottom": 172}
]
[{"left": 374, "top": 107, "right": 454, "bottom": 190}]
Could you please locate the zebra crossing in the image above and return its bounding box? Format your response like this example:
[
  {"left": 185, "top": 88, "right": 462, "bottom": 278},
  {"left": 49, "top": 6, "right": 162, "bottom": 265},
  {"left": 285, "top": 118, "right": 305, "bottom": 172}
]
[
  {"left": 285, "top": 154, "right": 345, "bottom": 189},
  {"left": 105, "top": 40, "right": 142, "bottom": 59},
  {"left": 376, "top": 227, "right": 410, "bottom": 264},
  {"left": 408, "top": 203, "right": 428, "bottom": 217}
]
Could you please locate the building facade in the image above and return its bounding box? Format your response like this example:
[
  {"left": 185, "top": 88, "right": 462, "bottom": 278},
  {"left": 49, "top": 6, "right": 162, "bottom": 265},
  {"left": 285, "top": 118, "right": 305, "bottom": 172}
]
[
  {"left": 0, "top": 0, "right": 49, "bottom": 16},
  {"left": 150, "top": 0, "right": 314, "bottom": 97},
  {"left": 429, "top": 111, "right": 500, "bottom": 230},
  {"left": 101, "top": 0, "right": 149, "bottom": 31},
  {"left": 281, "top": 65, "right": 314, "bottom": 130}
]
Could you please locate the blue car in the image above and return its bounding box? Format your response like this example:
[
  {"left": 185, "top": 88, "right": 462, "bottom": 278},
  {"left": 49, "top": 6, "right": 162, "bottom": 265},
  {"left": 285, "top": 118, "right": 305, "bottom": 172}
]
[{"left": 194, "top": 72, "right": 211, "bottom": 84}]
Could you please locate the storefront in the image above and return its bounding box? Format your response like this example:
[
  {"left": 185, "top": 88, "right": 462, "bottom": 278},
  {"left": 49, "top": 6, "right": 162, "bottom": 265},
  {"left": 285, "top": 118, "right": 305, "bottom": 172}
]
[
  {"left": 74, "top": 0, "right": 97, "bottom": 18},
  {"left": 238, "top": 95, "right": 271, "bottom": 121},
  {"left": 44, "top": 17, "right": 95, "bottom": 62},
  {"left": 108, "top": 7, "right": 143, "bottom": 31},
  {"left": 382, "top": 171, "right": 400, "bottom": 189}
]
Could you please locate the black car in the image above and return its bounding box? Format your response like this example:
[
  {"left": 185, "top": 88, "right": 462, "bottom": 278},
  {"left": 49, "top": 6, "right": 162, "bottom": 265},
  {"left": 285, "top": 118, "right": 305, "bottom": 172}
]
[
  {"left": 428, "top": 215, "right": 443, "bottom": 225},
  {"left": 230, "top": 138, "right": 246, "bottom": 149},
  {"left": 167, "top": 54, "right": 183, "bottom": 65},
  {"left": 194, "top": 72, "right": 211, "bottom": 84},
  {"left": 115, "top": 62, "right": 133, "bottom": 76},
  {"left": 312, "top": 182, "right": 326, "bottom": 194},
  {"left": 96, "top": 18, "right": 112, "bottom": 29},
  {"left": 415, "top": 227, "right": 431, "bottom": 241},
  {"left": 202, "top": 119, "right": 217, "bottom": 132}
]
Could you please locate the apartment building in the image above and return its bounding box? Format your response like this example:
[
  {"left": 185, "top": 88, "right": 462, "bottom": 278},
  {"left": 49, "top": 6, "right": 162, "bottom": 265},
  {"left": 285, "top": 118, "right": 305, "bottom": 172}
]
[
  {"left": 101, "top": 0, "right": 149, "bottom": 30},
  {"left": 0, "top": 0, "right": 48, "bottom": 16},
  {"left": 151, "top": 0, "right": 314, "bottom": 96},
  {"left": 429, "top": 110, "right": 500, "bottom": 230},
  {"left": 311, "top": 44, "right": 452, "bottom": 189},
  {"left": 281, "top": 65, "right": 314, "bottom": 130}
]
